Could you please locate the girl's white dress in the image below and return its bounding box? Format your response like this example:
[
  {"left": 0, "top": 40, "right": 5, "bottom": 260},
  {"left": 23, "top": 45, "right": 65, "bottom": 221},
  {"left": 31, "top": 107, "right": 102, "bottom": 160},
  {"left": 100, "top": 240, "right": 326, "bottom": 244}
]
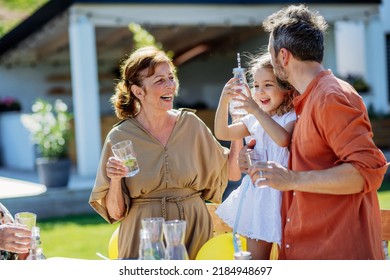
[{"left": 216, "top": 111, "right": 296, "bottom": 244}]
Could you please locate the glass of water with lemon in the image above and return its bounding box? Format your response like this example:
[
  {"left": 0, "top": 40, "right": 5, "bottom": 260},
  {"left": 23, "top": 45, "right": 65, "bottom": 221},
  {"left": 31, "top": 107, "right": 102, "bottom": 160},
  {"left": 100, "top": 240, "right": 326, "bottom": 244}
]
[{"left": 111, "top": 140, "right": 140, "bottom": 177}]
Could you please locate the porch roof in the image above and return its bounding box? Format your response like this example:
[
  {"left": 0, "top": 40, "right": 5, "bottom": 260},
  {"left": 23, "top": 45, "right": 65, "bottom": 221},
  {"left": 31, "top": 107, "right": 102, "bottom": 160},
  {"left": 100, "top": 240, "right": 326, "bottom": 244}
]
[{"left": 0, "top": 0, "right": 381, "bottom": 66}]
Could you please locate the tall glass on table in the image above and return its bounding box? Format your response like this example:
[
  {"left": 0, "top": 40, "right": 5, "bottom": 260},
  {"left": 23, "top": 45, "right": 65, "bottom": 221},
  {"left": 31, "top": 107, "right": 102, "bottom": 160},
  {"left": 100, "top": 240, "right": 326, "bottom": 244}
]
[
  {"left": 141, "top": 217, "right": 166, "bottom": 260},
  {"left": 26, "top": 226, "right": 46, "bottom": 260},
  {"left": 163, "top": 220, "right": 189, "bottom": 260}
]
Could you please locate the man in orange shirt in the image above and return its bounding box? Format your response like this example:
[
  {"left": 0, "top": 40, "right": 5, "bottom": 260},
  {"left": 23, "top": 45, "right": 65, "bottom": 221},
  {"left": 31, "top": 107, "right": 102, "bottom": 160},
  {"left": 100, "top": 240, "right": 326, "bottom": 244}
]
[{"left": 247, "top": 4, "right": 389, "bottom": 259}]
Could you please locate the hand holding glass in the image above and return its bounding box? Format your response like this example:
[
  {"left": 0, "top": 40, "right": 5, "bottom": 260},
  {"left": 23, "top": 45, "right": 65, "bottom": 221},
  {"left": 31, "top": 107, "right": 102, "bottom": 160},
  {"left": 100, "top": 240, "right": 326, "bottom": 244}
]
[
  {"left": 246, "top": 148, "right": 268, "bottom": 187},
  {"left": 111, "top": 140, "right": 140, "bottom": 177}
]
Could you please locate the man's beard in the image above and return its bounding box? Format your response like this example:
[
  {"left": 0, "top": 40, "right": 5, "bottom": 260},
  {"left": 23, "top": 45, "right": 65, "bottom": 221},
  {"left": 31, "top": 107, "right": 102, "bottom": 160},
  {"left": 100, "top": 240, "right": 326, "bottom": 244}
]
[
  {"left": 276, "top": 76, "right": 293, "bottom": 91},
  {"left": 273, "top": 60, "right": 292, "bottom": 90}
]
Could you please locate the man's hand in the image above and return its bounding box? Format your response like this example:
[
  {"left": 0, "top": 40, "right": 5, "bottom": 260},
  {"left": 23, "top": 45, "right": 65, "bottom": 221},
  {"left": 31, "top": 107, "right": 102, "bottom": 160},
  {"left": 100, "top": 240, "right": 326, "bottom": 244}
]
[{"left": 248, "top": 161, "right": 295, "bottom": 191}]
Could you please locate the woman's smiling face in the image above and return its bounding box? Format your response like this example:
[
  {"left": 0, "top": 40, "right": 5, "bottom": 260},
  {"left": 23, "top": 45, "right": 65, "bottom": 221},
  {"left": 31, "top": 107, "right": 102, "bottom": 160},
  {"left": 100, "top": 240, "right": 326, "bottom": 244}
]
[
  {"left": 139, "top": 62, "right": 177, "bottom": 112},
  {"left": 252, "top": 67, "right": 285, "bottom": 115}
]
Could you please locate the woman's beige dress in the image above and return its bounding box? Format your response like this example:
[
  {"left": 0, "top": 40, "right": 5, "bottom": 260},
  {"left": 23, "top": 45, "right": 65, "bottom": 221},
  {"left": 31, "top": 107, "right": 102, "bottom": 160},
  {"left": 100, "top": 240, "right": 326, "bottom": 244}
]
[{"left": 89, "top": 109, "right": 229, "bottom": 259}]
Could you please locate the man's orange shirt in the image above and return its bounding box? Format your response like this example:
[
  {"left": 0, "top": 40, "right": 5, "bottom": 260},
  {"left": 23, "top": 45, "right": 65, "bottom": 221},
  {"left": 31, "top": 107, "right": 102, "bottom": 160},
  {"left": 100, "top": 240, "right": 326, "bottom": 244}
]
[{"left": 280, "top": 70, "right": 389, "bottom": 260}]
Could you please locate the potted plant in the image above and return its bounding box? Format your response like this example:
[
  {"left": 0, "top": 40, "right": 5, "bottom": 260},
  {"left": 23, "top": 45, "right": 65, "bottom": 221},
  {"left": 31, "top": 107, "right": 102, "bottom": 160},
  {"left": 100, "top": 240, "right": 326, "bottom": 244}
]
[
  {"left": 0, "top": 96, "right": 22, "bottom": 113},
  {"left": 343, "top": 73, "right": 370, "bottom": 94},
  {"left": 21, "top": 98, "right": 73, "bottom": 188}
]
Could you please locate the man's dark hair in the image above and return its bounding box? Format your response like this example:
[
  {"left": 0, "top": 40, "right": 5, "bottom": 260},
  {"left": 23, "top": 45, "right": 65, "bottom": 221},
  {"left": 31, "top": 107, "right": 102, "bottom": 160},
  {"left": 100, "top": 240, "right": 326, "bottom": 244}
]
[{"left": 263, "top": 4, "right": 328, "bottom": 63}]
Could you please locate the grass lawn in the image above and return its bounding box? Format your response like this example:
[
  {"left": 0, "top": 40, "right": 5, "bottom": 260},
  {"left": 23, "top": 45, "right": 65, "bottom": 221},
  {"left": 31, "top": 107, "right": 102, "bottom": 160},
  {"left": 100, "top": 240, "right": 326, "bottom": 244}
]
[
  {"left": 38, "top": 214, "right": 117, "bottom": 260},
  {"left": 378, "top": 178, "right": 390, "bottom": 209},
  {"left": 38, "top": 178, "right": 390, "bottom": 260}
]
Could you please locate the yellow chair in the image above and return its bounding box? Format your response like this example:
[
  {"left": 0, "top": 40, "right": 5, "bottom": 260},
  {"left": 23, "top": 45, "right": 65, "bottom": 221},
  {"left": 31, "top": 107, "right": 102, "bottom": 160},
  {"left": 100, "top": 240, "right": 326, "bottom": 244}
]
[
  {"left": 196, "top": 203, "right": 279, "bottom": 260},
  {"left": 206, "top": 203, "right": 232, "bottom": 235},
  {"left": 108, "top": 226, "right": 119, "bottom": 259},
  {"left": 195, "top": 203, "right": 246, "bottom": 260},
  {"left": 195, "top": 232, "right": 247, "bottom": 260}
]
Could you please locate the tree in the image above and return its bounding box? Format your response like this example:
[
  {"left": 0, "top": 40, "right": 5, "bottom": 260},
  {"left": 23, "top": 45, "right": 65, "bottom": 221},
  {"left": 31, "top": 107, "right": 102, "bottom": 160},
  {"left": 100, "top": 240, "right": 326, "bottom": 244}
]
[{"left": 128, "top": 22, "right": 174, "bottom": 58}]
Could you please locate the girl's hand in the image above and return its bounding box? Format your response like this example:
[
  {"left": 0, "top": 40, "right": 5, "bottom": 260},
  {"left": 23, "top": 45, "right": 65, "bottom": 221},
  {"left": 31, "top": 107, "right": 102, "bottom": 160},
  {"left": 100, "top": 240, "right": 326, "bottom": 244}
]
[
  {"left": 106, "top": 157, "right": 127, "bottom": 180},
  {"left": 232, "top": 83, "right": 263, "bottom": 115},
  {"left": 221, "top": 77, "right": 242, "bottom": 102}
]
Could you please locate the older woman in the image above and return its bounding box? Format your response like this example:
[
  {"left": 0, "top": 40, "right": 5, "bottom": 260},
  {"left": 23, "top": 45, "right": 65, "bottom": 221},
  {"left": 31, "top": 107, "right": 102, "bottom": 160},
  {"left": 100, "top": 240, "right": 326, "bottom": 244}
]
[
  {"left": 0, "top": 202, "right": 31, "bottom": 260},
  {"left": 89, "top": 46, "right": 240, "bottom": 259}
]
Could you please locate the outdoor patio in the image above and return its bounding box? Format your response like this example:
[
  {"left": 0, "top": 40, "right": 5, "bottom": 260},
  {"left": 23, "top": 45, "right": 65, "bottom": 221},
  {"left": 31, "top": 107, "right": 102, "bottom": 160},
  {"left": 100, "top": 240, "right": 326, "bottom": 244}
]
[
  {"left": 0, "top": 165, "right": 243, "bottom": 220},
  {"left": 0, "top": 166, "right": 96, "bottom": 219},
  {"left": 1, "top": 147, "right": 389, "bottom": 220}
]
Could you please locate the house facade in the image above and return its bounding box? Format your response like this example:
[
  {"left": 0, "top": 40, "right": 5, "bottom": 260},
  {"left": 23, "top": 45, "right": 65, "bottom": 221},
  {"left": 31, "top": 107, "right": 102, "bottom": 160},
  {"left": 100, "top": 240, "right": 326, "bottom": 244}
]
[{"left": 0, "top": 0, "right": 388, "bottom": 187}]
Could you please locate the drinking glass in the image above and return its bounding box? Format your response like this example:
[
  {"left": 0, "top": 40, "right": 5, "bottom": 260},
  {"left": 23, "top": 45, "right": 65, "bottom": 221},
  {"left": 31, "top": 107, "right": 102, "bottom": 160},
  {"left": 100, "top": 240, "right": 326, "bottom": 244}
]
[
  {"left": 138, "top": 229, "right": 155, "bottom": 260},
  {"left": 163, "top": 220, "right": 189, "bottom": 260},
  {"left": 246, "top": 148, "right": 268, "bottom": 187},
  {"left": 141, "top": 217, "right": 166, "bottom": 260},
  {"left": 229, "top": 67, "right": 249, "bottom": 120},
  {"left": 13, "top": 212, "right": 36, "bottom": 260},
  {"left": 14, "top": 212, "right": 36, "bottom": 230},
  {"left": 111, "top": 140, "right": 140, "bottom": 177},
  {"left": 234, "top": 251, "right": 252, "bottom": 260}
]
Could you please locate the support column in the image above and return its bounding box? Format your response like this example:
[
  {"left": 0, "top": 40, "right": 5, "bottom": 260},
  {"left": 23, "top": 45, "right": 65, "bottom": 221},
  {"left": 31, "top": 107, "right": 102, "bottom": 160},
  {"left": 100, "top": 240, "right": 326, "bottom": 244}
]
[
  {"left": 69, "top": 12, "right": 101, "bottom": 180},
  {"left": 365, "top": 16, "right": 389, "bottom": 114},
  {"left": 323, "top": 23, "right": 337, "bottom": 73}
]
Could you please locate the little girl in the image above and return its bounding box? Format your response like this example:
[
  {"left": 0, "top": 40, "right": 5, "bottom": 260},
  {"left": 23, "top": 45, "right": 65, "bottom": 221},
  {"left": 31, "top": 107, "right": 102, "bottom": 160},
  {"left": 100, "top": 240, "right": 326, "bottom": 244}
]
[{"left": 214, "top": 52, "right": 298, "bottom": 260}]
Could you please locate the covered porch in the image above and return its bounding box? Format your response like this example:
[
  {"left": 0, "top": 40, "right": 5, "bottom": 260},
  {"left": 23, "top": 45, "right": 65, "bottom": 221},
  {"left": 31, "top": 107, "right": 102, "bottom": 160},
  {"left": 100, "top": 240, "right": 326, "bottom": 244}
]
[{"left": 0, "top": 1, "right": 386, "bottom": 184}]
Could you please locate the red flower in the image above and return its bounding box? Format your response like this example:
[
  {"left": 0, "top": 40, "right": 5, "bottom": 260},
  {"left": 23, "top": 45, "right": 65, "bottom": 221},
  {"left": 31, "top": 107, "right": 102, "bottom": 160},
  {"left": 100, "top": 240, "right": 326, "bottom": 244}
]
[{"left": 0, "top": 96, "right": 21, "bottom": 112}]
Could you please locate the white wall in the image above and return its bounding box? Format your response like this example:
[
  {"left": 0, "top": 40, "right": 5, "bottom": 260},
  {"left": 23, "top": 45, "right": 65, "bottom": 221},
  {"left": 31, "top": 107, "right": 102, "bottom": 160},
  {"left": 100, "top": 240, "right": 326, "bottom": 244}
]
[
  {"left": 334, "top": 0, "right": 389, "bottom": 77},
  {"left": 0, "top": 112, "right": 35, "bottom": 170},
  {"left": 0, "top": 66, "right": 53, "bottom": 113},
  {"left": 334, "top": 3, "right": 390, "bottom": 115},
  {"left": 334, "top": 21, "right": 366, "bottom": 77},
  {"left": 0, "top": 64, "right": 114, "bottom": 114},
  {"left": 380, "top": 0, "right": 390, "bottom": 30}
]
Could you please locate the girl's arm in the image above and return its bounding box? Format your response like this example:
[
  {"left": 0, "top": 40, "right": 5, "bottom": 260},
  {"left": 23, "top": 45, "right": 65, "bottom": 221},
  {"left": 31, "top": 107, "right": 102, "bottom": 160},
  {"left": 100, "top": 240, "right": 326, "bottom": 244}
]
[
  {"left": 252, "top": 109, "right": 294, "bottom": 147},
  {"left": 214, "top": 77, "right": 250, "bottom": 141}
]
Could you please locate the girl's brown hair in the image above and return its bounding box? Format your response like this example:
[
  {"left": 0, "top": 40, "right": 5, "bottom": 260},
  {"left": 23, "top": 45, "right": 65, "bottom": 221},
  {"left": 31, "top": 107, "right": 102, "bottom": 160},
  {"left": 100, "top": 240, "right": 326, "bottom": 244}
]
[
  {"left": 111, "top": 46, "right": 179, "bottom": 119},
  {"left": 247, "top": 52, "right": 299, "bottom": 116}
]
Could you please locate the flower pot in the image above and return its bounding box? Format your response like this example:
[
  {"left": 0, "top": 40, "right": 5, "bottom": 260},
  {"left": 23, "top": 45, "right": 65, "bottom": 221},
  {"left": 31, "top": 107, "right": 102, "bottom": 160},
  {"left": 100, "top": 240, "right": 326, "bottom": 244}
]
[{"left": 36, "top": 157, "right": 71, "bottom": 188}]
